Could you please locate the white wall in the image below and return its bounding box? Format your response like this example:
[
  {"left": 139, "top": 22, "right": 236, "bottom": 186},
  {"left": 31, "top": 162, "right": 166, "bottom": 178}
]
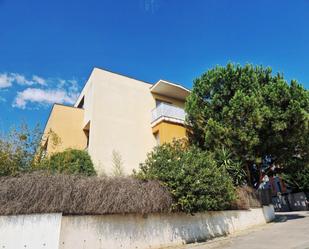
[
  {"left": 0, "top": 206, "right": 275, "bottom": 249},
  {"left": 263, "top": 204, "right": 276, "bottom": 222},
  {"left": 85, "top": 68, "right": 157, "bottom": 175},
  {"left": 0, "top": 213, "right": 62, "bottom": 249},
  {"left": 59, "top": 206, "right": 275, "bottom": 249},
  {"left": 75, "top": 74, "right": 94, "bottom": 127}
]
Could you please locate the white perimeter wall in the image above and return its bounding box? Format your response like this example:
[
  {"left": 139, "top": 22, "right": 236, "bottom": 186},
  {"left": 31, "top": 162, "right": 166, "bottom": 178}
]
[
  {"left": 0, "top": 213, "right": 62, "bottom": 249},
  {"left": 0, "top": 206, "right": 275, "bottom": 249}
]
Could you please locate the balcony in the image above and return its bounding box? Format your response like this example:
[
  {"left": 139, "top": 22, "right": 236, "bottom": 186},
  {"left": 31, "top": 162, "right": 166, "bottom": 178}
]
[{"left": 151, "top": 102, "right": 186, "bottom": 126}]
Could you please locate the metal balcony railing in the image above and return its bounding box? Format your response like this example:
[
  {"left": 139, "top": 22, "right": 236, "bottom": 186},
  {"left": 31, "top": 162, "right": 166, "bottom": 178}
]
[{"left": 151, "top": 102, "right": 186, "bottom": 124}]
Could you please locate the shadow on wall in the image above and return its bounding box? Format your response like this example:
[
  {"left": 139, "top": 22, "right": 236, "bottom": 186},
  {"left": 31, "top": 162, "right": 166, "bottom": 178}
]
[
  {"left": 58, "top": 207, "right": 274, "bottom": 248},
  {"left": 166, "top": 211, "right": 239, "bottom": 244},
  {"left": 177, "top": 206, "right": 275, "bottom": 244},
  {"left": 59, "top": 211, "right": 241, "bottom": 247}
]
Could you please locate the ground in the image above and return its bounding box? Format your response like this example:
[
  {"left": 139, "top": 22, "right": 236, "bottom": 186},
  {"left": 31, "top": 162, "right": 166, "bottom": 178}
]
[{"left": 176, "top": 211, "right": 309, "bottom": 249}]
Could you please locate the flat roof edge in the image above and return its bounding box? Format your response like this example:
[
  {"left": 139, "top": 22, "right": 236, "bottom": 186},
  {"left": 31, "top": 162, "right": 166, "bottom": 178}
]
[{"left": 150, "top": 79, "right": 191, "bottom": 93}]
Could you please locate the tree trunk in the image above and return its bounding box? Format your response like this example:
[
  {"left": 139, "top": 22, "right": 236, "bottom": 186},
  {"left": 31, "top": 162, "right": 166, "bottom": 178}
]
[{"left": 245, "top": 163, "right": 252, "bottom": 186}]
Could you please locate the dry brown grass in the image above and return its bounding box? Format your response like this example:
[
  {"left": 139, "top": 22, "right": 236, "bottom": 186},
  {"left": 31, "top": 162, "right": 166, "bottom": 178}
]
[
  {"left": 0, "top": 172, "right": 174, "bottom": 215},
  {"left": 231, "top": 186, "right": 262, "bottom": 210}
]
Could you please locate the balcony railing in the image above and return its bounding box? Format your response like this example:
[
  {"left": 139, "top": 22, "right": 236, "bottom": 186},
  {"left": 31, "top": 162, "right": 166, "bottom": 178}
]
[{"left": 151, "top": 102, "right": 186, "bottom": 124}]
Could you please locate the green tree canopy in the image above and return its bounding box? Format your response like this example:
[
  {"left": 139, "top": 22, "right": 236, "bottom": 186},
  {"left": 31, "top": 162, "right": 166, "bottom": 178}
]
[{"left": 185, "top": 63, "right": 309, "bottom": 185}]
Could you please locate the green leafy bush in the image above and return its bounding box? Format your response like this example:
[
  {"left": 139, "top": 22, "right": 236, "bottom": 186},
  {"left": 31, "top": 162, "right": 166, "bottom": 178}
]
[
  {"left": 40, "top": 149, "right": 96, "bottom": 176},
  {"left": 135, "top": 140, "right": 236, "bottom": 213}
]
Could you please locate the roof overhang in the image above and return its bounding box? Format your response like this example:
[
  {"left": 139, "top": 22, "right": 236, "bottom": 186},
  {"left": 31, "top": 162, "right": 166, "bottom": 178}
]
[{"left": 150, "top": 80, "right": 190, "bottom": 101}]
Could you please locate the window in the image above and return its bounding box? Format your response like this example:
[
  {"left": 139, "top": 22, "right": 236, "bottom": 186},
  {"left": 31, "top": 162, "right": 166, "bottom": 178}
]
[
  {"left": 156, "top": 99, "right": 172, "bottom": 107},
  {"left": 77, "top": 96, "right": 85, "bottom": 109},
  {"left": 84, "top": 129, "right": 90, "bottom": 149},
  {"left": 154, "top": 132, "right": 160, "bottom": 145},
  {"left": 83, "top": 121, "right": 90, "bottom": 150}
]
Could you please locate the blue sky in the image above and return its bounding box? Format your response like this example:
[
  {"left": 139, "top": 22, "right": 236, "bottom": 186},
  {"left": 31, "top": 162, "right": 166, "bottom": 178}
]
[{"left": 0, "top": 0, "right": 309, "bottom": 131}]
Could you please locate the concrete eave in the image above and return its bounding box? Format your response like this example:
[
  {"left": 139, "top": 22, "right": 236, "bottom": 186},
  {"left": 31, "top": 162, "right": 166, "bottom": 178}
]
[
  {"left": 151, "top": 116, "right": 185, "bottom": 128},
  {"left": 150, "top": 80, "right": 190, "bottom": 100}
]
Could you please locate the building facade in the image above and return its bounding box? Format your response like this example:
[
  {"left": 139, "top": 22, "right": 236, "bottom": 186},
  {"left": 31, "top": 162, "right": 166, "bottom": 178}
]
[{"left": 42, "top": 68, "right": 189, "bottom": 175}]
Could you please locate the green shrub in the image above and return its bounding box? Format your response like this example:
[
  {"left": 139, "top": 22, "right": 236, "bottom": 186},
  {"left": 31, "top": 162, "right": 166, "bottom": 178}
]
[
  {"left": 213, "top": 147, "right": 246, "bottom": 186},
  {"left": 40, "top": 149, "right": 96, "bottom": 176},
  {"left": 282, "top": 160, "right": 309, "bottom": 192},
  {"left": 135, "top": 140, "right": 236, "bottom": 213}
]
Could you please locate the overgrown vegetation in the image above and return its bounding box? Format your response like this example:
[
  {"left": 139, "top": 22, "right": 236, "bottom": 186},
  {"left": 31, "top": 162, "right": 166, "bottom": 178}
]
[
  {"left": 185, "top": 63, "right": 309, "bottom": 189},
  {"left": 135, "top": 140, "right": 236, "bottom": 213},
  {"left": 0, "top": 171, "right": 261, "bottom": 215},
  {"left": 0, "top": 124, "right": 41, "bottom": 176},
  {"left": 0, "top": 124, "right": 96, "bottom": 177}
]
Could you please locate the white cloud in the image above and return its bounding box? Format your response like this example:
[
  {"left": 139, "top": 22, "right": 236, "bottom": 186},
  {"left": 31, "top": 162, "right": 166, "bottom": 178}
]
[
  {"left": 13, "top": 88, "right": 79, "bottom": 109},
  {"left": 142, "top": 0, "right": 159, "bottom": 13},
  {"left": 68, "top": 79, "right": 79, "bottom": 92},
  {"left": 0, "top": 72, "right": 47, "bottom": 87},
  {"left": 10, "top": 73, "right": 47, "bottom": 86},
  {"left": 57, "top": 79, "right": 66, "bottom": 88},
  {"left": 56, "top": 78, "right": 78, "bottom": 90},
  {"left": 11, "top": 73, "right": 33, "bottom": 85},
  {"left": 0, "top": 71, "right": 80, "bottom": 109},
  {"left": 32, "top": 75, "right": 46, "bottom": 85},
  {"left": 0, "top": 73, "right": 13, "bottom": 88}
]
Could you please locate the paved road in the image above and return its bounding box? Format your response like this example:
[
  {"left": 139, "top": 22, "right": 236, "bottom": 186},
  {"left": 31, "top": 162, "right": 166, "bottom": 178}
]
[{"left": 178, "top": 211, "right": 309, "bottom": 249}]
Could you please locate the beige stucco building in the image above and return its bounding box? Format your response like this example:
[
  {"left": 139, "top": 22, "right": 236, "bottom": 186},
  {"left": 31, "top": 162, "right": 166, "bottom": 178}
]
[{"left": 42, "top": 68, "right": 190, "bottom": 175}]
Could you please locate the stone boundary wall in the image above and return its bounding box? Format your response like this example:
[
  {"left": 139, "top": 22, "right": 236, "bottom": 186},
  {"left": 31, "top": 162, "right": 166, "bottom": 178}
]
[{"left": 0, "top": 205, "right": 275, "bottom": 249}]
